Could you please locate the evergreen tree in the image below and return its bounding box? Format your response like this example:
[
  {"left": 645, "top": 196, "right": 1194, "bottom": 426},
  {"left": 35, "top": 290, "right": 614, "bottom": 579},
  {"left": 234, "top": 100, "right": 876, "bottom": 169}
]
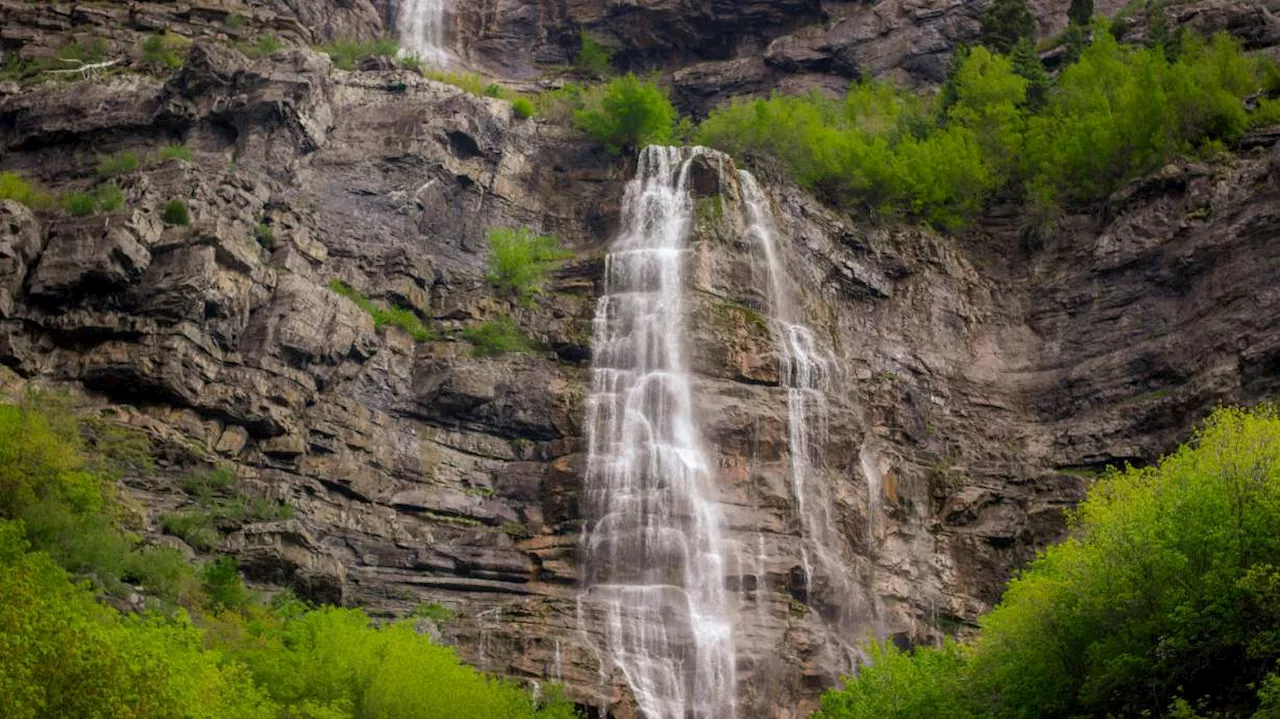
[
  {"left": 1068, "top": 0, "right": 1093, "bottom": 26},
  {"left": 1063, "top": 22, "right": 1087, "bottom": 65},
  {"left": 980, "top": 0, "right": 1037, "bottom": 55},
  {"left": 1011, "top": 38, "right": 1049, "bottom": 109}
]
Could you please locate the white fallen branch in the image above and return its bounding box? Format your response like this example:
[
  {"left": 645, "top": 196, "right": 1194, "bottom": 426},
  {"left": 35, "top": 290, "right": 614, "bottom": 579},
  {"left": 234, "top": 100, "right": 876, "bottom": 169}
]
[{"left": 45, "top": 58, "right": 121, "bottom": 79}]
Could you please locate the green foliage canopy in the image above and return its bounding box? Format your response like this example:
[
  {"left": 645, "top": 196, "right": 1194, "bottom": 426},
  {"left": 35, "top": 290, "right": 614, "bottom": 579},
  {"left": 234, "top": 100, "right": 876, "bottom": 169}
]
[
  {"left": 694, "top": 31, "right": 1276, "bottom": 230},
  {"left": 574, "top": 74, "right": 676, "bottom": 154},
  {"left": 815, "top": 404, "right": 1280, "bottom": 719}
]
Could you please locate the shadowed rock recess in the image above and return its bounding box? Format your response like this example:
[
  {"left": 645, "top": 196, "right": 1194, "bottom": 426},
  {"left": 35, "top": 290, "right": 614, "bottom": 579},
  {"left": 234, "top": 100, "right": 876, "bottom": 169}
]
[{"left": 2, "top": 1, "right": 1279, "bottom": 718}]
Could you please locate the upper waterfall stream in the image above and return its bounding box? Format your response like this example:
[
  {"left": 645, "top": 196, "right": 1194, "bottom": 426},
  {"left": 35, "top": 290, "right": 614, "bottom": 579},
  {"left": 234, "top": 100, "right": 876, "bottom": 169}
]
[
  {"left": 580, "top": 146, "right": 736, "bottom": 719},
  {"left": 396, "top": 0, "right": 449, "bottom": 65}
]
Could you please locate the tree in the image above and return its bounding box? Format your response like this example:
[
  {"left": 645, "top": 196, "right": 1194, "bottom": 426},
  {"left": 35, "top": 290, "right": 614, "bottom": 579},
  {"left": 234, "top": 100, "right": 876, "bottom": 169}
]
[
  {"left": 980, "top": 0, "right": 1037, "bottom": 55},
  {"left": 1068, "top": 0, "right": 1093, "bottom": 26},
  {"left": 1063, "top": 22, "right": 1087, "bottom": 65},
  {"left": 1010, "top": 38, "right": 1049, "bottom": 109},
  {"left": 573, "top": 74, "right": 676, "bottom": 154}
]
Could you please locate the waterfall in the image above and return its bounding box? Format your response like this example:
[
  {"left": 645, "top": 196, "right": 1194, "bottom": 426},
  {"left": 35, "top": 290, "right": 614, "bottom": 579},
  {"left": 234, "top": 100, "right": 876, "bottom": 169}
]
[
  {"left": 580, "top": 146, "right": 736, "bottom": 719},
  {"left": 739, "top": 171, "right": 867, "bottom": 653},
  {"left": 396, "top": 0, "right": 449, "bottom": 66}
]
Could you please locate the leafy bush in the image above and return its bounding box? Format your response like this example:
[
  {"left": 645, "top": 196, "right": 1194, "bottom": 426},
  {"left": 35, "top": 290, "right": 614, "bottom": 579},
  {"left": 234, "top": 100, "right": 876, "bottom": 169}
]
[
  {"left": 96, "top": 150, "right": 140, "bottom": 178},
  {"left": 1068, "top": 0, "right": 1093, "bottom": 26},
  {"left": 254, "top": 222, "right": 275, "bottom": 250},
  {"left": 0, "top": 172, "right": 54, "bottom": 210},
  {"left": 400, "top": 54, "right": 425, "bottom": 73},
  {"left": 141, "top": 32, "right": 190, "bottom": 70},
  {"left": 575, "top": 31, "right": 614, "bottom": 77},
  {"left": 461, "top": 315, "right": 536, "bottom": 357},
  {"left": 980, "top": 0, "right": 1036, "bottom": 54},
  {"left": 486, "top": 226, "right": 573, "bottom": 303},
  {"left": 512, "top": 96, "right": 536, "bottom": 119},
  {"left": 533, "top": 83, "right": 588, "bottom": 124},
  {"left": 156, "top": 143, "right": 193, "bottom": 163},
  {"left": 162, "top": 199, "right": 190, "bottom": 226},
  {"left": 209, "top": 605, "right": 576, "bottom": 718},
  {"left": 816, "top": 404, "right": 1280, "bottom": 719},
  {"left": 0, "top": 401, "right": 574, "bottom": 719},
  {"left": 201, "top": 556, "right": 250, "bottom": 610},
  {"left": 62, "top": 191, "right": 96, "bottom": 217},
  {"left": 96, "top": 183, "right": 124, "bottom": 212},
  {"left": 317, "top": 37, "right": 398, "bottom": 71},
  {"left": 412, "top": 602, "right": 456, "bottom": 625},
  {"left": 574, "top": 74, "right": 676, "bottom": 154},
  {"left": 0, "top": 534, "right": 276, "bottom": 719},
  {"left": 162, "top": 510, "right": 219, "bottom": 551},
  {"left": 695, "top": 30, "right": 1278, "bottom": 228},
  {"left": 424, "top": 68, "right": 493, "bottom": 97},
  {"left": 330, "top": 279, "right": 435, "bottom": 341}
]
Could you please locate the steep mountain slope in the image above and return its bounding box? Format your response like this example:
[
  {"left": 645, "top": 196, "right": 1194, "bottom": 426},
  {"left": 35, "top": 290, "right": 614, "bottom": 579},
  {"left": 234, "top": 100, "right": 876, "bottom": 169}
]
[{"left": 1, "top": 1, "right": 1278, "bottom": 716}]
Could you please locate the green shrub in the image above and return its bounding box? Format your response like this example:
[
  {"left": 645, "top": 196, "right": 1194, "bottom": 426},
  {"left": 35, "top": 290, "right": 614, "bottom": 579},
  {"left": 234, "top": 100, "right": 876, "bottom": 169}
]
[
  {"left": 512, "top": 96, "right": 535, "bottom": 119},
  {"left": 96, "top": 150, "right": 140, "bottom": 178},
  {"left": 0, "top": 171, "right": 55, "bottom": 210},
  {"left": 162, "top": 510, "right": 219, "bottom": 551},
  {"left": 182, "top": 466, "right": 237, "bottom": 503},
  {"left": 575, "top": 31, "right": 615, "bottom": 78},
  {"left": 0, "top": 539, "right": 276, "bottom": 719},
  {"left": 574, "top": 74, "right": 676, "bottom": 154},
  {"left": 486, "top": 226, "right": 573, "bottom": 303},
  {"left": 533, "top": 83, "right": 587, "bottom": 124},
  {"left": 317, "top": 37, "right": 398, "bottom": 71},
  {"left": 424, "top": 68, "right": 492, "bottom": 97},
  {"left": 95, "top": 183, "right": 124, "bottom": 212},
  {"left": 162, "top": 199, "right": 190, "bottom": 226},
  {"left": 157, "top": 143, "right": 193, "bottom": 163},
  {"left": 0, "top": 401, "right": 568, "bottom": 719},
  {"left": 62, "top": 191, "right": 96, "bottom": 217},
  {"left": 141, "top": 32, "right": 190, "bottom": 70},
  {"left": 461, "top": 315, "right": 536, "bottom": 357},
  {"left": 200, "top": 555, "right": 250, "bottom": 610},
  {"left": 399, "top": 54, "right": 425, "bottom": 74},
  {"left": 254, "top": 222, "right": 275, "bottom": 250},
  {"left": 980, "top": 0, "right": 1036, "bottom": 54},
  {"left": 695, "top": 30, "right": 1277, "bottom": 228},
  {"left": 226, "top": 13, "right": 246, "bottom": 30},
  {"left": 412, "top": 602, "right": 456, "bottom": 625},
  {"left": 1068, "top": 0, "right": 1093, "bottom": 25},
  {"left": 816, "top": 404, "right": 1280, "bottom": 719},
  {"left": 330, "top": 279, "right": 435, "bottom": 341}
]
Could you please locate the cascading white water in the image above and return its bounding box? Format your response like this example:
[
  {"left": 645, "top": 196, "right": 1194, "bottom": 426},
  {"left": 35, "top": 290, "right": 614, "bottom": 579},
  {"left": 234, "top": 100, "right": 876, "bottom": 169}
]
[
  {"left": 396, "top": 0, "right": 449, "bottom": 66},
  {"left": 739, "top": 171, "right": 847, "bottom": 592},
  {"left": 580, "top": 146, "right": 736, "bottom": 719}
]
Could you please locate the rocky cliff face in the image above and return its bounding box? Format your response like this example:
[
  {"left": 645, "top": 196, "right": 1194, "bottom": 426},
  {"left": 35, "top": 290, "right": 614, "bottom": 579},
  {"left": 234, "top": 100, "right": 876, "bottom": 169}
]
[{"left": 2, "top": 2, "right": 1279, "bottom": 717}]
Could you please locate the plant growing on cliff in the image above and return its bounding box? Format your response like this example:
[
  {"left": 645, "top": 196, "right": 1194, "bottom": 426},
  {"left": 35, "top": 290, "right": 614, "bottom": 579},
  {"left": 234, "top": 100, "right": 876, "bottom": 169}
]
[
  {"left": 140, "top": 32, "right": 190, "bottom": 71},
  {"left": 461, "top": 315, "right": 537, "bottom": 357},
  {"left": 162, "top": 199, "right": 190, "bottom": 226},
  {"left": 96, "top": 183, "right": 124, "bottom": 212},
  {"left": 574, "top": 73, "right": 676, "bottom": 154},
  {"left": 817, "top": 404, "right": 1280, "bottom": 719},
  {"left": 317, "top": 37, "right": 398, "bottom": 71},
  {"left": 486, "top": 226, "right": 572, "bottom": 304},
  {"left": 62, "top": 191, "right": 96, "bottom": 217},
  {"left": 329, "top": 279, "right": 435, "bottom": 341},
  {"left": 512, "top": 96, "right": 535, "bottom": 119},
  {"left": 695, "top": 30, "right": 1278, "bottom": 229},
  {"left": 980, "top": 0, "right": 1037, "bottom": 54},
  {"left": 96, "top": 150, "right": 140, "bottom": 178},
  {"left": 575, "top": 31, "right": 615, "bottom": 78},
  {"left": 0, "top": 172, "right": 55, "bottom": 210},
  {"left": 156, "top": 143, "right": 193, "bottom": 163}
]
